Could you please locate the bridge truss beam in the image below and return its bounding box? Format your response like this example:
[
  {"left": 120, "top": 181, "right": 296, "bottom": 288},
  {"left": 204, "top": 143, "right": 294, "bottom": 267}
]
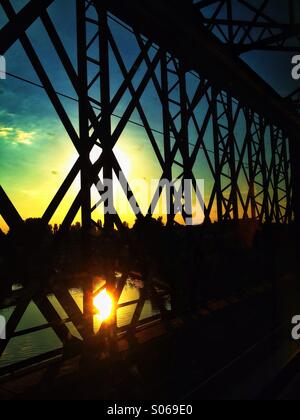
[
  {"left": 193, "top": 0, "right": 300, "bottom": 55},
  {"left": 0, "top": 0, "right": 298, "bottom": 364}
]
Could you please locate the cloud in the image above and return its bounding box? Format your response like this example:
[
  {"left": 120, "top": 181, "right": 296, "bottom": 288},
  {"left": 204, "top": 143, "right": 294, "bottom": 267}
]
[
  {"left": 16, "top": 130, "right": 35, "bottom": 145},
  {"left": 0, "top": 126, "right": 36, "bottom": 145},
  {"left": 0, "top": 127, "right": 13, "bottom": 136}
]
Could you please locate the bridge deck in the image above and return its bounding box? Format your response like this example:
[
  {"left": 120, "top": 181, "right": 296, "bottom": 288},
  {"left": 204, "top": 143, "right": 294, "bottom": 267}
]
[{"left": 1, "top": 283, "right": 298, "bottom": 400}]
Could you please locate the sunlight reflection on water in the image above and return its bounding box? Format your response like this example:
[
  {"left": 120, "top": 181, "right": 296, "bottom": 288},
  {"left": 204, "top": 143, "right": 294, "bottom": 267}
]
[{"left": 0, "top": 284, "right": 167, "bottom": 370}]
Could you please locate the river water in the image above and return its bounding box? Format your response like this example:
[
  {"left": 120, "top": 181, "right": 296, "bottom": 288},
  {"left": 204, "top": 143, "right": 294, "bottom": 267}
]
[{"left": 0, "top": 283, "right": 168, "bottom": 370}]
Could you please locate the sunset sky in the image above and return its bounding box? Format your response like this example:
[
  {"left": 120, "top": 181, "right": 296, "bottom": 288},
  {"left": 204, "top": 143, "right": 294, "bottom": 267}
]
[{"left": 0, "top": 0, "right": 299, "bottom": 232}]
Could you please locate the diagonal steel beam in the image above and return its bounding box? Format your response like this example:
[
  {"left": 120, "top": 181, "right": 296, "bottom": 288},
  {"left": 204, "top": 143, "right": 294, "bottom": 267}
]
[
  {"left": 0, "top": 0, "right": 54, "bottom": 55},
  {"left": 2, "top": 0, "right": 81, "bottom": 153},
  {"left": 0, "top": 186, "right": 23, "bottom": 230},
  {"left": 106, "top": 0, "right": 300, "bottom": 135},
  {"left": 42, "top": 37, "right": 154, "bottom": 226},
  {"left": 237, "top": 23, "right": 300, "bottom": 54}
]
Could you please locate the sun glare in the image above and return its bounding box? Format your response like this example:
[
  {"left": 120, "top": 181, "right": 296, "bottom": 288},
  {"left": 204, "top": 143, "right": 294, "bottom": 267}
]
[
  {"left": 93, "top": 289, "right": 114, "bottom": 322},
  {"left": 90, "top": 145, "right": 132, "bottom": 175}
]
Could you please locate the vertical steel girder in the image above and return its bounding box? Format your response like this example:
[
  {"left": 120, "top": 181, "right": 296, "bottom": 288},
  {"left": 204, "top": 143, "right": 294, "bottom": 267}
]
[
  {"left": 193, "top": 0, "right": 300, "bottom": 117},
  {"left": 1, "top": 0, "right": 293, "bottom": 230},
  {"left": 193, "top": 0, "right": 300, "bottom": 54},
  {"left": 76, "top": 0, "right": 94, "bottom": 335},
  {"left": 0, "top": 0, "right": 297, "bottom": 361},
  {"left": 0, "top": 0, "right": 295, "bottom": 241}
]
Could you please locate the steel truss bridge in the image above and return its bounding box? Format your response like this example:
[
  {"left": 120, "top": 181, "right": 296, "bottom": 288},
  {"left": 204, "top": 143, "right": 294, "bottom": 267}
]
[{"left": 0, "top": 0, "right": 299, "bottom": 369}]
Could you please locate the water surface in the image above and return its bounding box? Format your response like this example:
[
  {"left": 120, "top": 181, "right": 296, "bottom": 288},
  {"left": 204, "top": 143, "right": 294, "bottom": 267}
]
[{"left": 0, "top": 283, "right": 167, "bottom": 369}]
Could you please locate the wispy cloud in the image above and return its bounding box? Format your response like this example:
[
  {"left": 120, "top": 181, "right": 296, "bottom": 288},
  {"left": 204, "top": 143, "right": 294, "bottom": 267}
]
[
  {"left": 0, "top": 126, "right": 36, "bottom": 145},
  {"left": 15, "top": 130, "right": 35, "bottom": 145},
  {"left": 0, "top": 127, "right": 13, "bottom": 136}
]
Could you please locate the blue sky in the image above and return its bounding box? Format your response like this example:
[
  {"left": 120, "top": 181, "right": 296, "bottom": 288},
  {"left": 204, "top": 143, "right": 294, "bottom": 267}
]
[{"left": 0, "top": 0, "right": 299, "bottom": 230}]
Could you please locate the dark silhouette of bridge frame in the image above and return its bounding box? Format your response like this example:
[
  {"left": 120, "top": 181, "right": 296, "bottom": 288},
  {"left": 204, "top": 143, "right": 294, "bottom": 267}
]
[{"left": 0, "top": 0, "right": 299, "bottom": 368}]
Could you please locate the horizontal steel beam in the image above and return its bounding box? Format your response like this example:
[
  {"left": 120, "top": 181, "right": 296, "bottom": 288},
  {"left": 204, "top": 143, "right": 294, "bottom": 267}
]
[
  {"left": 236, "top": 23, "right": 300, "bottom": 54},
  {"left": 104, "top": 0, "right": 300, "bottom": 136},
  {"left": 0, "top": 0, "right": 54, "bottom": 56}
]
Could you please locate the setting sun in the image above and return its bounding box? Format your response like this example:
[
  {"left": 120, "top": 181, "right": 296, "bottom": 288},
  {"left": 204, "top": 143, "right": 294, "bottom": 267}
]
[
  {"left": 93, "top": 289, "right": 114, "bottom": 322},
  {"left": 90, "top": 145, "right": 132, "bottom": 176}
]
